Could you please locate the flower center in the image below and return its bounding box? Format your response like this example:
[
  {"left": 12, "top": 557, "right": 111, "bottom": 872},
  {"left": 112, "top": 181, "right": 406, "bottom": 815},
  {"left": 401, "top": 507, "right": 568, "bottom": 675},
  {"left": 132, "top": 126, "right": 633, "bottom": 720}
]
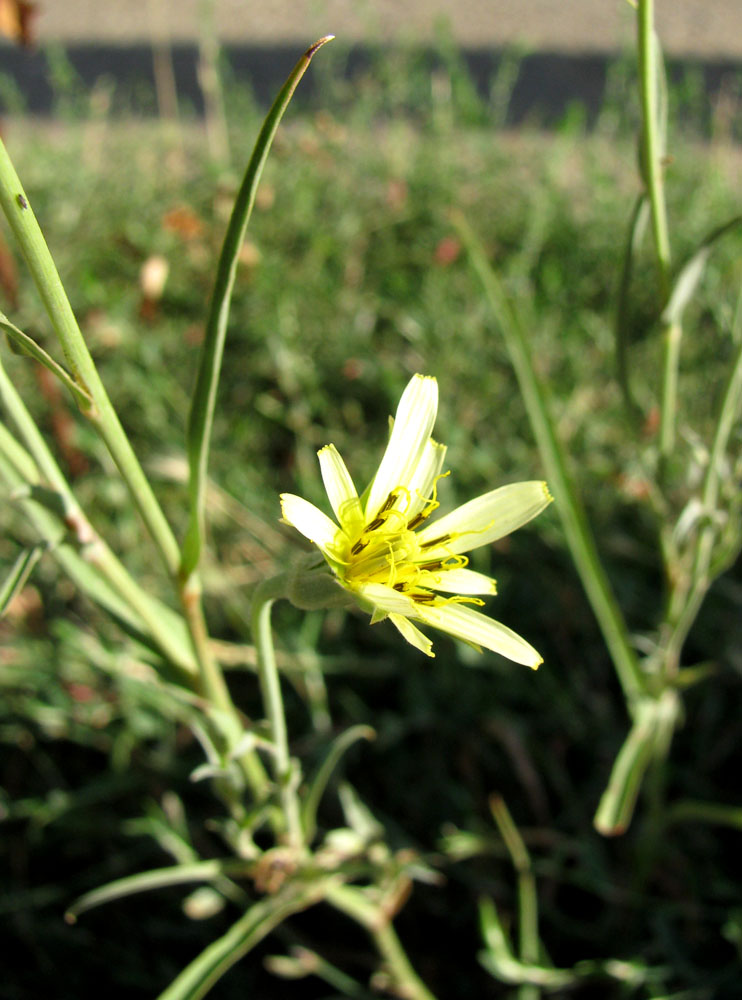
[
  {"left": 338, "top": 481, "right": 479, "bottom": 611},
  {"left": 344, "top": 489, "right": 421, "bottom": 587}
]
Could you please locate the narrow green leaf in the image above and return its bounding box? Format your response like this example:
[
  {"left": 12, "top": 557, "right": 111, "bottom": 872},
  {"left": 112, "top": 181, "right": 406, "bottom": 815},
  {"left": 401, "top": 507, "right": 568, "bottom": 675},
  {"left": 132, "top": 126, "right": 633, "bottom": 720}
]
[
  {"left": 0, "top": 419, "right": 39, "bottom": 483},
  {"left": 265, "top": 945, "right": 373, "bottom": 996},
  {"left": 666, "top": 799, "right": 742, "bottom": 830},
  {"left": 658, "top": 214, "right": 742, "bottom": 465},
  {"left": 593, "top": 691, "right": 679, "bottom": 835},
  {"left": 181, "top": 36, "right": 334, "bottom": 578},
  {"left": 478, "top": 897, "right": 574, "bottom": 988},
  {"left": 614, "top": 194, "right": 649, "bottom": 418},
  {"left": 489, "top": 796, "right": 540, "bottom": 990},
  {"left": 662, "top": 215, "right": 742, "bottom": 327},
  {"left": 636, "top": 4, "right": 671, "bottom": 295},
  {"left": 592, "top": 712, "right": 656, "bottom": 837},
  {"left": 0, "top": 543, "right": 44, "bottom": 616},
  {"left": 456, "top": 214, "right": 647, "bottom": 708},
  {"left": 65, "top": 859, "right": 245, "bottom": 922},
  {"left": 338, "top": 782, "right": 385, "bottom": 842},
  {"left": 0, "top": 312, "right": 92, "bottom": 408},
  {"left": 302, "top": 725, "right": 375, "bottom": 844},
  {"left": 0, "top": 137, "right": 180, "bottom": 576},
  {"left": 156, "top": 878, "right": 331, "bottom": 1000},
  {"left": 0, "top": 368, "right": 197, "bottom": 675}
]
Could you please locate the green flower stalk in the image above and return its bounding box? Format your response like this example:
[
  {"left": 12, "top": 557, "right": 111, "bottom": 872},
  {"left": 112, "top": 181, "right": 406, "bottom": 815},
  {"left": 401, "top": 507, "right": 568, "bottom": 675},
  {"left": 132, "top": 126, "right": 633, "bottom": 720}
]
[{"left": 281, "top": 374, "right": 552, "bottom": 663}]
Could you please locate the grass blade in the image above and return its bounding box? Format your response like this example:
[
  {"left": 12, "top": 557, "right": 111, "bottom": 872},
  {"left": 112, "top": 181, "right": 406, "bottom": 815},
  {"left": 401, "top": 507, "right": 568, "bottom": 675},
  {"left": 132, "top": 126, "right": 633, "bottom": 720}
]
[
  {"left": 302, "top": 725, "right": 376, "bottom": 844},
  {"left": 65, "top": 859, "right": 245, "bottom": 922},
  {"left": 181, "top": 36, "right": 334, "bottom": 578},
  {"left": 478, "top": 896, "right": 573, "bottom": 988},
  {"left": 614, "top": 194, "right": 649, "bottom": 419},
  {"left": 593, "top": 690, "right": 678, "bottom": 836},
  {"left": 489, "top": 796, "right": 540, "bottom": 1000},
  {"left": 662, "top": 215, "right": 742, "bottom": 327},
  {"left": 0, "top": 543, "right": 43, "bottom": 616},
  {"left": 457, "top": 214, "right": 647, "bottom": 708},
  {"left": 1, "top": 312, "right": 92, "bottom": 408},
  {"left": 156, "top": 878, "right": 331, "bottom": 1000},
  {"left": 0, "top": 137, "right": 180, "bottom": 576}
]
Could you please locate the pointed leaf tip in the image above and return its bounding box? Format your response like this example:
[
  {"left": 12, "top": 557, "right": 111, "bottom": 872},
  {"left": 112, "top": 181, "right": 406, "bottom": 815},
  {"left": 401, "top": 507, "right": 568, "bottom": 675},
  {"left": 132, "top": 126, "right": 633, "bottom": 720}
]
[{"left": 307, "top": 35, "right": 335, "bottom": 58}]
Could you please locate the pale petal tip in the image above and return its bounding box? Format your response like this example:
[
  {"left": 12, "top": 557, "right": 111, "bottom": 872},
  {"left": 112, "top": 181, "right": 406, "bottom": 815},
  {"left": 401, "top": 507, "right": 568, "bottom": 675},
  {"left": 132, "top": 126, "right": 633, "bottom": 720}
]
[{"left": 542, "top": 482, "right": 554, "bottom": 505}]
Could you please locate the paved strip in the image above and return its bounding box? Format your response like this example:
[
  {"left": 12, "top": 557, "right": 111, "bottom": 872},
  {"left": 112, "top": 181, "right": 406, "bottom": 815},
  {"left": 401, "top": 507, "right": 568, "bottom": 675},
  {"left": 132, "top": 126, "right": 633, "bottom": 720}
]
[{"left": 30, "top": 0, "right": 742, "bottom": 59}]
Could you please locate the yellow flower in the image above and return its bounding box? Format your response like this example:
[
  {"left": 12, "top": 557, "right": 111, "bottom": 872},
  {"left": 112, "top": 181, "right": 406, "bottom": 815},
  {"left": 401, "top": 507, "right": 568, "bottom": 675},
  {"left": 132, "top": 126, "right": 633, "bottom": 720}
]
[{"left": 280, "top": 374, "right": 552, "bottom": 665}]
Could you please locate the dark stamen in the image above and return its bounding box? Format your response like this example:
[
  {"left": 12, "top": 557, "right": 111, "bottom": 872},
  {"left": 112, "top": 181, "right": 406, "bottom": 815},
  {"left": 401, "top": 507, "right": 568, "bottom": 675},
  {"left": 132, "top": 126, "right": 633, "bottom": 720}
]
[
  {"left": 350, "top": 539, "right": 369, "bottom": 555},
  {"left": 379, "top": 492, "right": 398, "bottom": 513},
  {"left": 420, "top": 534, "right": 450, "bottom": 550},
  {"left": 406, "top": 511, "right": 428, "bottom": 530}
]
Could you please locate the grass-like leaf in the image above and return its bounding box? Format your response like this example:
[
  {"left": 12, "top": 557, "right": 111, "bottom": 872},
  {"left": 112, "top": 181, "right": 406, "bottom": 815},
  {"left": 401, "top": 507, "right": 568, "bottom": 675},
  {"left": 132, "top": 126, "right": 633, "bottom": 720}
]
[
  {"left": 662, "top": 215, "right": 742, "bottom": 327},
  {"left": 0, "top": 311, "right": 92, "bottom": 408},
  {"left": 302, "top": 724, "right": 376, "bottom": 844},
  {"left": 614, "top": 194, "right": 649, "bottom": 419},
  {"left": 181, "top": 36, "right": 334, "bottom": 578},
  {"left": 457, "top": 213, "right": 646, "bottom": 708},
  {"left": 65, "top": 859, "right": 247, "bottom": 922},
  {"left": 0, "top": 542, "right": 43, "bottom": 617},
  {"left": 156, "top": 878, "right": 332, "bottom": 1000}
]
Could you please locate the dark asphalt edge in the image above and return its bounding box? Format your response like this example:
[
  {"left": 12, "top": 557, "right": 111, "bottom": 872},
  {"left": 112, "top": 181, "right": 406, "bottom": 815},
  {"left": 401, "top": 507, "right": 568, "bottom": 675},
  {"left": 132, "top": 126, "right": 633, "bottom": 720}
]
[{"left": 0, "top": 42, "right": 740, "bottom": 136}]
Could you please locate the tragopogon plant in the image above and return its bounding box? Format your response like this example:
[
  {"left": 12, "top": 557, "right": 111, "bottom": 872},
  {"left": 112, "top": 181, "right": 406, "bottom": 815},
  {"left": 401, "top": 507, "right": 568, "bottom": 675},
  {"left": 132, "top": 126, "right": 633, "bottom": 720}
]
[
  {"left": 0, "top": 37, "right": 553, "bottom": 1000},
  {"left": 459, "top": 0, "right": 742, "bottom": 840}
]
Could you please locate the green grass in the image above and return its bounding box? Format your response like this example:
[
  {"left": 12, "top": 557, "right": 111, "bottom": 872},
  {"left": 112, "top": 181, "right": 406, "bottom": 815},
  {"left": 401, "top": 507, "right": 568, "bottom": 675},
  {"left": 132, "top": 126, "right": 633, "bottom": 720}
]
[{"left": 1, "top": 53, "right": 742, "bottom": 999}]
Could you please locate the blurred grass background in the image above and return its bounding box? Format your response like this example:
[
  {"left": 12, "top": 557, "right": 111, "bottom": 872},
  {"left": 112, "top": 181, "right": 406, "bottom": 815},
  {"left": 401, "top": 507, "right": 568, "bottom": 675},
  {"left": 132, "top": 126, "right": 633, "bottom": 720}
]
[{"left": 1, "top": 32, "right": 742, "bottom": 999}]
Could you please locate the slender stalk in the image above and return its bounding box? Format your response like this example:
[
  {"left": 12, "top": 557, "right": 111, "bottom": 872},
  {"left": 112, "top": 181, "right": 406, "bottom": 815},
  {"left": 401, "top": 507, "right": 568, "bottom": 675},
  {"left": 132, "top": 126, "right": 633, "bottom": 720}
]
[
  {"left": 593, "top": 689, "right": 678, "bottom": 836},
  {"left": 326, "top": 884, "right": 438, "bottom": 1000},
  {"left": 0, "top": 136, "right": 180, "bottom": 577},
  {"left": 637, "top": 0, "right": 671, "bottom": 297},
  {"left": 614, "top": 195, "right": 649, "bottom": 423},
  {"left": 656, "top": 335, "right": 742, "bottom": 680},
  {"left": 0, "top": 146, "right": 270, "bottom": 805},
  {"left": 180, "top": 575, "right": 233, "bottom": 708},
  {"left": 157, "top": 878, "right": 332, "bottom": 1000},
  {"left": 489, "top": 796, "right": 540, "bottom": 1000},
  {"left": 0, "top": 312, "right": 92, "bottom": 409},
  {"left": 182, "top": 36, "right": 334, "bottom": 578},
  {"left": 658, "top": 319, "right": 681, "bottom": 462},
  {"left": 251, "top": 573, "right": 303, "bottom": 848},
  {"left": 698, "top": 333, "right": 742, "bottom": 523},
  {"left": 637, "top": 0, "right": 679, "bottom": 468},
  {"left": 197, "top": 0, "right": 230, "bottom": 165},
  {"left": 666, "top": 799, "right": 742, "bottom": 829},
  {"left": 0, "top": 355, "right": 196, "bottom": 674},
  {"left": 457, "top": 215, "right": 647, "bottom": 710}
]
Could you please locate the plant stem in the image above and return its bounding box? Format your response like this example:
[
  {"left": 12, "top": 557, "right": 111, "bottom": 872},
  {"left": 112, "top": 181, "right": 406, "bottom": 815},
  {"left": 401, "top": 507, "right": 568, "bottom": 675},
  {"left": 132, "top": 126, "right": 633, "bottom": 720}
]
[
  {"left": 182, "top": 36, "right": 334, "bottom": 578},
  {"left": 458, "top": 214, "right": 647, "bottom": 710},
  {"left": 0, "top": 354, "right": 196, "bottom": 674},
  {"left": 637, "top": 0, "right": 671, "bottom": 298},
  {"left": 326, "top": 884, "right": 438, "bottom": 1000},
  {"left": 251, "top": 573, "right": 304, "bottom": 848},
  {"left": 489, "top": 796, "right": 540, "bottom": 1000},
  {"left": 637, "top": 0, "right": 678, "bottom": 468},
  {"left": 593, "top": 689, "right": 678, "bottom": 836},
  {"left": 0, "top": 135, "right": 180, "bottom": 578},
  {"left": 658, "top": 318, "right": 681, "bottom": 463},
  {"left": 157, "top": 878, "right": 331, "bottom": 1000}
]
